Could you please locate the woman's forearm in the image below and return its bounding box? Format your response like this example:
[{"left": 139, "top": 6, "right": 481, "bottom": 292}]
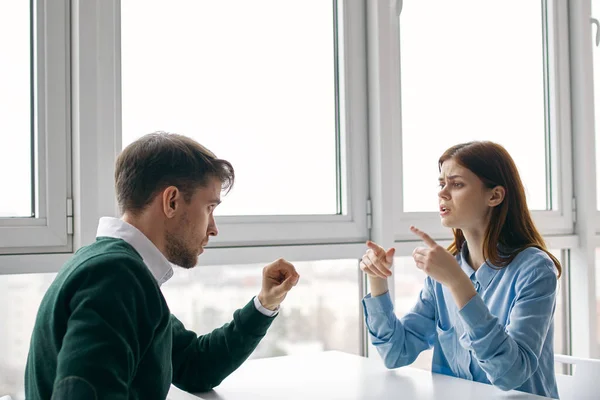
[{"left": 369, "top": 276, "right": 389, "bottom": 297}]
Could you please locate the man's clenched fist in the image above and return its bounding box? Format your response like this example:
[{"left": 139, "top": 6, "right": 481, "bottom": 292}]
[{"left": 257, "top": 258, "right": 300, "bottom": 311}]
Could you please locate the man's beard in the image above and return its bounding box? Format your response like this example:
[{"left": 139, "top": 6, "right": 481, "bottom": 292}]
[{"left": 165, "top": 228, "right": 198, "bottom": 269}]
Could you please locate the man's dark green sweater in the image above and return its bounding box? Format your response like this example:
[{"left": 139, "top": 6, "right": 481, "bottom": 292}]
[{"left": 25, "top": 237, "right": 275, "bottom": 399}]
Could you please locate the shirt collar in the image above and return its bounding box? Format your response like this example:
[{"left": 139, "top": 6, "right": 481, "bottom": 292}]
[
  {"left": 458, "top": 242, "right": 499, "bottom": 291},
  {"left": 96, "top": 217, "right": 173, "bottom": 286}
]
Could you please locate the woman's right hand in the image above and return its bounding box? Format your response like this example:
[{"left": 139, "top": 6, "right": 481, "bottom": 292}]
[{"left": 360, "top": 240, "right": 396, "bottom": 279}]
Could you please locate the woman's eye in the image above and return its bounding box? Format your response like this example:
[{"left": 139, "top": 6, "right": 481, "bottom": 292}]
[{"left": 453, "top": 183, "right": 463, "bottom": 188}]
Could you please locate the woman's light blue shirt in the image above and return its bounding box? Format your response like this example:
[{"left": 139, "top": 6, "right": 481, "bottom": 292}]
[{"left": 362, "top": 245, "right": 559, "bottom": 399}]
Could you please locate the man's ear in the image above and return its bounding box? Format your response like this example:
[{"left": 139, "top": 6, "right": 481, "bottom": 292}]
[
  {"left": 161, "top": 186, "right": 180, "bottom": 218},
  {"left": 488, "top": 186, "right": 505, "bottom": 207}
]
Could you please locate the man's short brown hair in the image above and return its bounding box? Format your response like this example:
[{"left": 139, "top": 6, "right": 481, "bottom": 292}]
[{"left": 115, "top": 132, "right": 234, "bottom": 214}]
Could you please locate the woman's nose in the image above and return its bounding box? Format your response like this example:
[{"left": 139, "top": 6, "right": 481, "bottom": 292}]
[{"left": 438, "top": 188, "right": 450, "bottom": 199}]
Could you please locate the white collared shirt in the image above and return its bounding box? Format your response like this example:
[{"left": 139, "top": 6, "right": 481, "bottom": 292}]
[{"left": 96, "top": 217, "right": 278, "bottom": 317}]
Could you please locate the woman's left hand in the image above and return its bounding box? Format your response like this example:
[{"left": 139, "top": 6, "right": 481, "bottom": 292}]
[{"left": 410, "top": 226, "right": 467, "bottom": 289}]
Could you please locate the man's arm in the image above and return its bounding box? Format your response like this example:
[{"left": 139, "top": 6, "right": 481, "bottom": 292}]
[
  {"left": 170, "top": 299, "right": 275, "bottom": 393},
  {"left": 171, "top": 258, "right": 300, "bottom": 393},
  {"left": 53, "top": 258, "right": 166, "bottom": 399}
]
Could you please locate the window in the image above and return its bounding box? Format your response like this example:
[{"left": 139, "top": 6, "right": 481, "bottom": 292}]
[
  {"left": 593, "top": 0, "right": 600, "bottom": 210},
  {"left": 162, "top": 259, "right": 361, "bottom": 358},
  {"left": 122, "top": 1, "right": 337, "bottom": 217},
  {"left": 399, "top": 0, "right": 548, "bottom": 213},
  {"left": 120, "top": 0, "right": 368, "bottom": 246},
  {"left": 0, "top": 0, "right": 70, "bottom": 254},
  {"left": 388, "top": 0, "right": 572, "bottom": 239}
]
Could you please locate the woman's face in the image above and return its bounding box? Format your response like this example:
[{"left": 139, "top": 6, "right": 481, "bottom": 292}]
[{"left": 438, "top": 158, "right": 497, "bottom": 231}]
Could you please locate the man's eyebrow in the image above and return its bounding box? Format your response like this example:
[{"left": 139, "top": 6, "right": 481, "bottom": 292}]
[{"left": 210, "top": 198, "right": 222, "bottom": 205}]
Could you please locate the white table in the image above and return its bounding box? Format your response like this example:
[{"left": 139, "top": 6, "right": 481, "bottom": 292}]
[{"left": 167, "top": 351, "right": 560, "bottom": 400}]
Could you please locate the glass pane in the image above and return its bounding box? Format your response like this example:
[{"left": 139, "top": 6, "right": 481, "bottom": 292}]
[
  {"left": 400, "top": 0, "right": 548, "bottom": 212},
  {"left": 0, "top": 273, "right": 56, "bottom": 400},
  {"left": 593, "top": 0, "right": 600, "bottom": 210},
  {"left": 0, "top": 2, "right": 34, "bottom": 218},
  {"left": 162, "top": 259, "right": 360, "bottom": 357},
  {"left": 121, "top": 1, "right": 340, "bottom": 216}
]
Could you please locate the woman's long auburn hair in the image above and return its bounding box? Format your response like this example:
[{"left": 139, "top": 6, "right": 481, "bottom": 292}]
[{"left": 439, "top": 141, "right": 561, "bottom": 278}]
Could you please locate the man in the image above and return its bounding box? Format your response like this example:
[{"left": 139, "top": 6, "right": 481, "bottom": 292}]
[{"left": 25, "top": 132, "right": 300, "bottom": 399}]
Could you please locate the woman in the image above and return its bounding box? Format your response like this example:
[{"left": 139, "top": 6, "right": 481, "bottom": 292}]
[{"left": 361, "top": 141, "right": 560, "bottom": 398}]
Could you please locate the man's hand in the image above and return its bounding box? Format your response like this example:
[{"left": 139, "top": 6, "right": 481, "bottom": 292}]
[{"left": 257, "top": 258, "right": 300, "bottom": 311}]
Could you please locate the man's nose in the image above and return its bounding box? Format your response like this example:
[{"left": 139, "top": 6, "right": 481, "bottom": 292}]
[{"left": 208, "top": 216, "right": 218, "bottom": 237}]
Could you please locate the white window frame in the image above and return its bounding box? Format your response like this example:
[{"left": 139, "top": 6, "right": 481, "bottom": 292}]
[
  {"left": 77, "top": 0, "right": 370, "bottom": 250},
  {"left": 592, "top": 0, "right": 600, "bottom": 232},
  {"left": 0, "top": 0, "right": 71, "bottom": 255},
  {"left": 368, "top": 0, "right": 574, "bottom": 243},
  {"left": 570, "top": 0, "right": 600, "bottom": 358}
]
